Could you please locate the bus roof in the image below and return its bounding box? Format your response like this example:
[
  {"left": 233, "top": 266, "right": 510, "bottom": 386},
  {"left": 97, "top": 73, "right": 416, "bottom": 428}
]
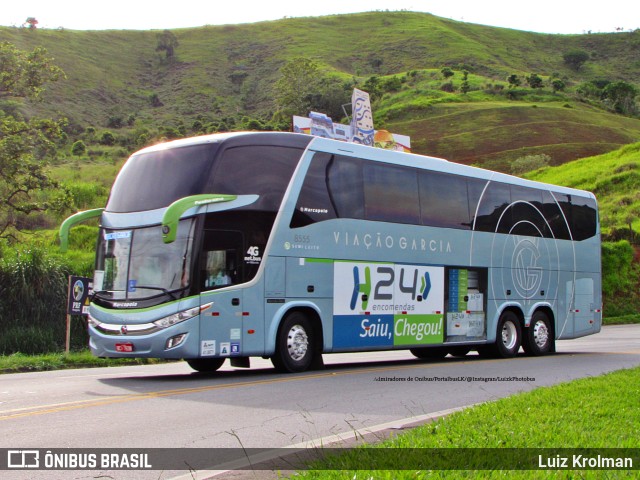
[
  {"left": 133, "top": 131, "right": 313, "bottom": 155},
  {"left": 132, "top": 131, "right": 595, "bottom": 201}
]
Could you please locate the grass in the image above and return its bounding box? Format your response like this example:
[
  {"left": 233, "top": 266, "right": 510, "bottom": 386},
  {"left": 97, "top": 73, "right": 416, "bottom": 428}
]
[
  {"left": 605, "top": 314, "right": 640, "bottom": 325},
  {"left": 295, "top": 366, "right": 640, "bottom": 478},
  {"left": 0, "top": 351, "right": 169, "bottom": 374}
]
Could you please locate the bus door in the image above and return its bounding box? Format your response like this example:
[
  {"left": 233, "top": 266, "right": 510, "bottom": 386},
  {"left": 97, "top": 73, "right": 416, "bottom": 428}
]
[{"left": 198, "top": 229, "right": 244, "bottom": 359}]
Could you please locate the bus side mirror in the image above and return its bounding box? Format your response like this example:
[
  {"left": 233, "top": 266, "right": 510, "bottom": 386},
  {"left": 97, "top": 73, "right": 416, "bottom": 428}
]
[{"left": 161, "top": 194, "right": 237, "bottom": 244}]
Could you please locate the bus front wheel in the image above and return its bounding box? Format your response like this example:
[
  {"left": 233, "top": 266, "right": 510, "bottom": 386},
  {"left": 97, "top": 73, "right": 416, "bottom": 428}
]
[
  {"left": 187, "top": 358, "right": 225, "bottom": 373},
  {"left": 523, "top": 311, "right": 555, "bottom": 356},
  {"left": 272, "top": 312, "right": 315, "bottom": 373}
]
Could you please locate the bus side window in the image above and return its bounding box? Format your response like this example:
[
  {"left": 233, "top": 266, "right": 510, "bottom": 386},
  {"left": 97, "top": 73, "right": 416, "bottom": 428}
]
[
  {"left": 290, "top": 152, "right": 337, "bottom": 228},
  {"left": 570, "top": 196, "right": 597, "bottom": 241},
  {"left": 203, "top": 250, "right": 233, "bottom": 289},
  {"left": 474, "top": 181, "right": 512, "bottom": 233},
  {"left": 543, "top": 191, "right": 571, "bottom": 240},
  {"left": 419, "top": 170, "right": 473, "bottom": 230},
  {"left": 200, "top": 229, "right": 241, "bottom": 291}
]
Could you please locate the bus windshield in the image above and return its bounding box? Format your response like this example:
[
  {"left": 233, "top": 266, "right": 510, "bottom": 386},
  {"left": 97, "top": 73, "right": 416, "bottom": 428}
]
[{"left": 93, "top": 219, "right": 196, "bottom": 303}]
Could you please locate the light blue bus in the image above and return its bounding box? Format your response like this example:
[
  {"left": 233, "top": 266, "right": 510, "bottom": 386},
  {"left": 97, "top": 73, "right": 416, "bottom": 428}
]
[{"left": 60, "top": 132, "right": 601, "bottom": 373}]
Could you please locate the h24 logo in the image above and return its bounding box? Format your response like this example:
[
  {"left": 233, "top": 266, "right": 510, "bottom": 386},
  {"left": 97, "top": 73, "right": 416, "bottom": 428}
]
[{"left": 349, "top": 264, "right": 432, "bottom": 311}]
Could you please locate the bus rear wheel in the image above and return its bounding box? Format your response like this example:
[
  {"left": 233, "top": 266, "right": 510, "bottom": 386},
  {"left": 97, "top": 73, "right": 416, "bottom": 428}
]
[
  {"left": 491, "top": 310, "right": 522, "bottom": 358},
  {"left": 272, "top": 312, "right": 315, "bottom": 373},
  {"left": 187, "top": 358, "right": 225, "bottom": 373},
  {"left": 523, "top": 311, "right": 554, "bottom": 356},
  {"left": 496, "top": 311, "right": 522, "bottom": 358}
]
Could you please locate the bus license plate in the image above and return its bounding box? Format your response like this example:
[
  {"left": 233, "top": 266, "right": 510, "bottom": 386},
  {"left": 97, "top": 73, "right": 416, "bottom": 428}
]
[{"left": 115, "top": 343, "right": 134, "bottom": 352}]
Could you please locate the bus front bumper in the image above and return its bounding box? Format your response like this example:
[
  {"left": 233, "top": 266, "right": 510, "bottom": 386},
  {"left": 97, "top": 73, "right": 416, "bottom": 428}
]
[{"left": 88, "top": 316, "right": 201, "bottom": 359}]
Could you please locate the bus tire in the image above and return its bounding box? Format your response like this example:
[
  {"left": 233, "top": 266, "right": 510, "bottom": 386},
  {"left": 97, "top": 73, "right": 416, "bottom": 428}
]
[
  {"left": 523, "top": 311, "right": 554, "bottom": 356},
  {"left": 187, "top": 358, "right": 225, "bottom": 373},
  {"left": 494, "top": 310, "right": 522, "bottom": 358},
  {"left": 271, "top": 312, "right": 315, "bottom": 373},
  {"left": 410, "top": 346, "right": 448, "bottom": 359}
]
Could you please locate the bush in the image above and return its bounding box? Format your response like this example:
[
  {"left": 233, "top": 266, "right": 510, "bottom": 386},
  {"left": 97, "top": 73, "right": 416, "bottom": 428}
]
[
  {"left": 563, "top": 50, "right": 589, "bottom": 71},
  {"left": 601, "top": 240, "right": 640, "bottom": 317},
  {"left": 99, "top": 131, "right": 116, "bottom": 146},
  {"left": 71, "top": 140, "right": 86, "bottom": 156},
  {"left": 440, "top": 81, "right": 455, "bottom": 92},
  {"left": 0, "top": 247, "right": 90, "bottom": 354},
  {"left": 510, "top": 154, "right": 551, "bottom": 175},
  {"left": 65, "top": 182, "right": 108, "bottom": 210}
]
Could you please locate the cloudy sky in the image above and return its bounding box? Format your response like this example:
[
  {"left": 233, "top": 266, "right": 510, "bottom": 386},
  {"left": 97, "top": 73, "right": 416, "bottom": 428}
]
[{"left": 2, "top": 0, "right": 638, "bottom": 34}]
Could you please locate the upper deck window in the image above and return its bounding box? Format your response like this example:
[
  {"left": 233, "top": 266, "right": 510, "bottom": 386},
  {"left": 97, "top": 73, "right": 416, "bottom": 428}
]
[
  {"left": 106, "top": 144, "right": 216, "bottom": 213},
  {"left": 207, "top": 145, "right": 303, "bottom": 212},
  {"left": 106, "top": 141, "right": 304, "bottom": 214}
]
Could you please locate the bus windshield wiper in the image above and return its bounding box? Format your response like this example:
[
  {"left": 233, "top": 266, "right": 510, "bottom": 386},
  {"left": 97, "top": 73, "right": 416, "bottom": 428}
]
[{"left": 130, "top": 285, "right": 187, "bottom": 300}]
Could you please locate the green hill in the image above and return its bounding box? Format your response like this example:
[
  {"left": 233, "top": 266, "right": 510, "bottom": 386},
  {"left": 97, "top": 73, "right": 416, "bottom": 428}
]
[
  {"left": 385, "top": 99, "right": 640, "bottom": 170},
  {"left": 526, "top": 142, "right": 640, "bottom": 240},
  {"left": 1, "top": 11, "right": 640, "bottom": 171}
]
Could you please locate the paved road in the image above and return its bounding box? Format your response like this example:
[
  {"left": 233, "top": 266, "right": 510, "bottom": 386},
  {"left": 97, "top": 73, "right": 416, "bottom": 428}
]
[{"left": 1, "top": 324, "right": 639, "bottom": 479}]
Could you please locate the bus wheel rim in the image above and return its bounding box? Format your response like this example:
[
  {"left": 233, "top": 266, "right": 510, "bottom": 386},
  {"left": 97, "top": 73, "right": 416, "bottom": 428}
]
[
  {"left": 501, "top": 321, "right": 517, "bottom": 350},
  {"left": 533, "top": 320, "right": 549, "bottom": 348},
  {"left": 287, "top": 324, "right": 308, "bottom": 361}
]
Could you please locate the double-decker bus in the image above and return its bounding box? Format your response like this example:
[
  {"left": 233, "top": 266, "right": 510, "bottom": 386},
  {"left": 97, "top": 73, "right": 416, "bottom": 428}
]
[{"left": 61, "top": 132, "right": 601, "bottom": 373}]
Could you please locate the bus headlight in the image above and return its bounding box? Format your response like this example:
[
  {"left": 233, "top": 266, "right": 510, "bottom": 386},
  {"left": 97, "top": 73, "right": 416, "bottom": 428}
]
[{"left": 153, "top": 303, "right": 212, "bottom": 329}]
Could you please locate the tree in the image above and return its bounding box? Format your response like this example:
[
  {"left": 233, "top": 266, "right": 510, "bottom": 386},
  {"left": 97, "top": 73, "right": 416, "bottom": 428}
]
[
  {"left": 441, "top": 67, "right": 454, "bottom": 79},
  {"left": 576, "top": 80, "right": 605, "bottom": 100},
  {"left": 71, "top": 140, "right": 86, "bottom": 157},
  {"left": 526, "top": 73, "right": 544, "bottom": 89},
  {"left": 0, "top": 42, "right": 64, "bottom": 99},
  {"left": 307, "top": 78, "right": 351, "bottom": 120},
  {"left": 99, "top": 131, "right": 116, "bottom": 146},
  {"left": 155, "top": 30, "right": 179, "bottom": 60},
  {"left": 0, "top": 42, "right": 69, "bottom": 238},
  {"left": 602, "top": 81, "right": 638, "bottom": 115},
  {"left": 506, "top": 74, "right": 521, "bottom": 88},
  {"left": 563, "top": 50, "right": 589, "bottom": 71},
  {"left": 460, "top": 70, "right": 470, "bottom": 94},
  {"left": 274, "top": 57, "right": 321, "bottom": 116},
  {"left": 274, "top": 57, "right": 351, "bottom": 120},
  {"left": 551, "top": 79, "right": 566, "bottom": 93},
  {"left": 362, "top": 75, "right": 382, "bottom": 100}
]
